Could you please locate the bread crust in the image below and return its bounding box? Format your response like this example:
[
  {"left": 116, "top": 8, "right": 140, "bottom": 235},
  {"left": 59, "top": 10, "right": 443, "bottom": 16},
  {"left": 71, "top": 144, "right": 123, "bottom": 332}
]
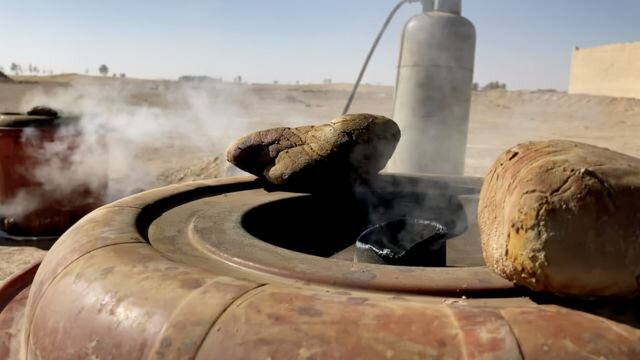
[
  {"left": 479, "top": 140, "right": 640, "bottom": 297},
  {"left": 226, "top": 114, "right": 400, "bottom": 187}
]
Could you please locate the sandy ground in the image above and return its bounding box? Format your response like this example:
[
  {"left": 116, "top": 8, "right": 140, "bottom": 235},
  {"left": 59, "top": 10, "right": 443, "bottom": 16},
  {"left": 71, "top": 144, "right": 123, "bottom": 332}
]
[{"left": 0, "top": 74, "right": 639, "bottom": 282}]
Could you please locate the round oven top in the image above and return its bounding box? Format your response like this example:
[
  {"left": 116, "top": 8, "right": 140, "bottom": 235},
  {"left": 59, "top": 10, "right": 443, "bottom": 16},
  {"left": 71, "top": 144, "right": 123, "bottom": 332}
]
[
  {"left": 144, "top": 173, "right": 517, "bottom": 296},
  {"left": 19, "top": 173, "right": 639, "bottom": 359}
]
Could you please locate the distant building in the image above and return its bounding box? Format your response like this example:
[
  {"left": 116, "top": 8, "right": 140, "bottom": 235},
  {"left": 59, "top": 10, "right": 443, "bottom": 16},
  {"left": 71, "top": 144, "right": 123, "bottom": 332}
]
[
  {"left": 323, "top": 78, "right": 332, "bottom": 85},
  {"left": 569, "top": 41, "right": 640, "bottom": 99}
]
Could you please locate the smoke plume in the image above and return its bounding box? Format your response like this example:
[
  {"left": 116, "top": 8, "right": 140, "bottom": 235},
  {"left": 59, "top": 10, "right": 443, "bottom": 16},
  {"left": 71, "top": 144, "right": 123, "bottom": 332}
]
[{"left": 2, "top": 78, "right": 313, "bottom": 221}]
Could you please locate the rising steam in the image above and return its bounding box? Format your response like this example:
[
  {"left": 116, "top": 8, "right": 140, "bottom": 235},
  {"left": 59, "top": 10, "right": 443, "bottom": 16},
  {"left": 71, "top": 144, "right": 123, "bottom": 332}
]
[{"left": 3, "top": 78, "right": 308, "bottom": 221}]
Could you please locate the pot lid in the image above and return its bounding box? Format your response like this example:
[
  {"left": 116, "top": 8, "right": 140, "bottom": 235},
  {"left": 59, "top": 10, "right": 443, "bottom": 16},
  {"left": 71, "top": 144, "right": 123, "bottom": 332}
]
[{"left": 0, "top": 106, "right": 79, "bottom": 128}]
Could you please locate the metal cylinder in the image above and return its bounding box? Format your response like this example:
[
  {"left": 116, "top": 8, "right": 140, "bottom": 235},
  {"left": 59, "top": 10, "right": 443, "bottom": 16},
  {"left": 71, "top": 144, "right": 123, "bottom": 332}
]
[
  {"left": 387, "top": 0, "right": 476, "bottom": 175},
  {"left": 420, "top": 0, "right": 435, "bottom": 12},
  {"left": 435, "top": 0, "right": 461, "bottom": 14}
]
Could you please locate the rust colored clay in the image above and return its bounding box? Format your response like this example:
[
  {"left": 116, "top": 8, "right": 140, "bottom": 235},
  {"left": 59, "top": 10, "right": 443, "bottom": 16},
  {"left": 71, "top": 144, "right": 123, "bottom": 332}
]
[{"left": 0, "top": 174, "right": 637, "bottom": 359}]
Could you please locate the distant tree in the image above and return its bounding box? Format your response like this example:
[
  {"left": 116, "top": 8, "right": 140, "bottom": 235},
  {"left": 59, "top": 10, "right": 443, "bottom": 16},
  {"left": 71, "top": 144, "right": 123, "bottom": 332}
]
[
  {"left": 481, "top": 81, "right": 507, "bottom": 91},
  {"left": 99, "top": 64, "right": 109, "bottom": 76},
  {"left": 10, "top": 63, "right": 19, "bottom": 75},
  {"left": 472, "top": 82, "right": 479, "bottom": 91},
  {"left": 28, "top": 64, "right": 33, "bottom": 74},
  {"left": 33, "top": 66, "right": 39, "bottom": 74},
  {"left": 0, "top": 65, "right": 4, "bottom": 72},
  {"left": 120, "top": 73, "right": 126, "bottom": 78}
]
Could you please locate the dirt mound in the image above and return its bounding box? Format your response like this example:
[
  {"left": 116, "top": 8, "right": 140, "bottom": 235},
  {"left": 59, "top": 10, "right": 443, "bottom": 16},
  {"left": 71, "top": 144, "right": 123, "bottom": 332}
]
[{"left": 0, "top": 71, "right": 12, "bottom": 82}]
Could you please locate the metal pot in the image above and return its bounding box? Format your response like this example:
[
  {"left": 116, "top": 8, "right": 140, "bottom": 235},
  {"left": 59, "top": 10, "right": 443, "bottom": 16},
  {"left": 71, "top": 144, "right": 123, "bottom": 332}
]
[{"left": 0, "top": 110, "right": 107, "bottom": 238}]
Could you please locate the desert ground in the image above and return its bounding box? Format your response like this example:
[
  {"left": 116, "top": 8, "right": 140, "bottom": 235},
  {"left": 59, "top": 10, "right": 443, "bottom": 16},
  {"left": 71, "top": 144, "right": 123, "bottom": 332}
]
[{"left": 1, "top": 74, "right": 640, "bottom": 281}]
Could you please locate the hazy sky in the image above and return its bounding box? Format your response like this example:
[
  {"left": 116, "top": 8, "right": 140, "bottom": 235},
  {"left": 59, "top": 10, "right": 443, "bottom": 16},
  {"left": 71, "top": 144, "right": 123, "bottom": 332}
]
[{"left": 1, "top": 0, "right": 639, "bottom": 90}]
